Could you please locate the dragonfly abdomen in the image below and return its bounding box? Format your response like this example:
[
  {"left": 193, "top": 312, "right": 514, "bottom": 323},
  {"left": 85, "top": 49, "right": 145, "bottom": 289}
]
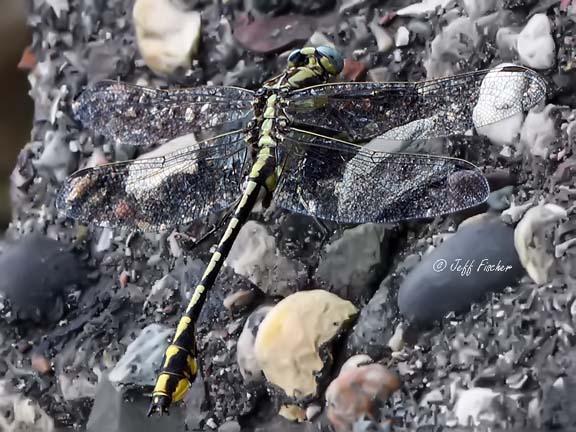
[{"left": 149, "top": 172, "right": 266, "bottom": 414}]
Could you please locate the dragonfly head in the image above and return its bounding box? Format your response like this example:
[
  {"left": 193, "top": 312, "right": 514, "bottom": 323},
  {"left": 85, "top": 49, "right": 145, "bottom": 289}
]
[{"left": 287, "top": 46, "right": 344, "bottom": 79}]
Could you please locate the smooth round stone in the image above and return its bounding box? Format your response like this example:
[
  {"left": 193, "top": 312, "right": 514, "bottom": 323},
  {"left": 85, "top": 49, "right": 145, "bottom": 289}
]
[
  {"left": 0, "top": 236, "right": 86, "bottom": 323},
  {"left": 254, "top": 290, "right": 358, "bottom": 402},
  {"left": 398, "top": 220, "right": 524, "bottom": 324}
]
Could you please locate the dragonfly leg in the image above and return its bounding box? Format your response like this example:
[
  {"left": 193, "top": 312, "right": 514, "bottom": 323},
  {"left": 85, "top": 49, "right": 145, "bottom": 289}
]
[{"left": 183, "top": 200, "right": 240, "bottom": 250}]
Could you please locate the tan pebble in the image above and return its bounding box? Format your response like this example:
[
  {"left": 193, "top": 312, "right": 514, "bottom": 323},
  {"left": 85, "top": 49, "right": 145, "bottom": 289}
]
[
  {"left": 254, "top": 290, "right": 358, "bottom": 399},
  {"left": 341, "top": 354, "right": 374, "bottom": 372},
  {"left": 31, "top": 354, "right": 52, "bottom": 374},
  {"left": 119, "top": 271, "right": 130, "bottom": 288},
  {"left": 223, "top": 289, "right": 256, "bottom": 311},
  {"left": 325, "top": 364, "right": 400, "bottom": 432},
  {"left": 279, "top": 404, "right": 306, "bottom": 422}
]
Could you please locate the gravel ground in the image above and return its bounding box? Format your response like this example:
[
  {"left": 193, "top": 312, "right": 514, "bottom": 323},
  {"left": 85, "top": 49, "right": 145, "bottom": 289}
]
[{"left": 1, "top": 0, "right": 576, "bottom": 431}]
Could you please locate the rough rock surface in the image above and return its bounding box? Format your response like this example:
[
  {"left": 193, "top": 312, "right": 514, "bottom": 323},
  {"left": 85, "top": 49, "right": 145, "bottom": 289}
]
[{"left": 2, "top": 0, "right": 576, "bottom": 431}]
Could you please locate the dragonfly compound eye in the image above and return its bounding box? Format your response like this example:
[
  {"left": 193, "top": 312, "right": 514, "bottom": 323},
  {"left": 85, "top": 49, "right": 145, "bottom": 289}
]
[
  {"left": 316, "top": 46, "right": 344, "bottom": 76},
  {"left": 287, "top": 49, "right": 306, "bottom": 68}
]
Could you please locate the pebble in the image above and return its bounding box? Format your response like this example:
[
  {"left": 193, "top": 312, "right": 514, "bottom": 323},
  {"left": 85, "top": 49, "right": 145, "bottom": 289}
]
[
  {"left": 59, "top": 373, "right": 97, "bottom": 401},
  {"left": 398, "top": 219, "right": 524, "bottom": 324},
  {"left": 315, "top": 224, "right": 390, "bottom": 304},
  {"left": 396, "top": 0, "right": 454, "bottom": 17},
  {"left": 542, "top": 375, "right": 576, "bottom": 428},
  {"left": 31, "top": 354, "right": 52, "bottom": 375},
  {"left": 133, "top": 0, "right": 201, "bottom": 75},
  {"left": 0, "top": 236, "right": 86, "bottom": 323},
  {"left": 341, "top": 354, "right": 374, "bottom": 370},
  {"left": 108, "top": 324, "right": 172, "bottom": 386},
  {"left": 237, "top": 306, "right": 273, "bottom": 384},
  {"left": 18, "top": 46, "right": 36, "bottom": 71},
  {"left": 95, "top": 227, "right": 114, "bottom": 253},
  {"left": 278, "top": 404, "right": 306, "bottom": 422},
  {"left": 0, "top": 380, "right": 55, "bottom": 432},
  {"left": 233, "top": 14, "right": 329, "bottom": 55},
  {"left": 345, "top": 275, "right": 397, "bottom": 359},
  {"left": 223, "top": 289, "right": 257, "bottom": 312},
  {"left": 519, "top": 105, "right": 558, "bottom": 158},
  {"left": 325, "top": 363, "right": 401, "bottom": 432},
  {"left": 343, "top": 59, "right": 368, "bottom": 81},
  {"left": 254, "top": 290, "right": 358, "bottom": 403},
  {"left": 395, "top": 26, "right": 410, "bottom": 47},
  {"left": 368, "top": 20, "right": 394, "bottom": 53},
  {"left": 453, "top": 387, "right": 503, "bottom": 426},
  {"left": 306, "top": 404, "right": 322, "bottom": 420},
  {"left": 517, "top": 14, "right": 555, "bottom": 69},
  {"left": 218, "top": 420, "right": 241, "bottom": 432},
  {"left": 514, "top": 203, "right": 567, "bottom": 285},
  {"left": 87, "top": 375, "right": 185, "bottom": 432},
  {"left": 486, "top": 186, "right": 514, "bottom": 211},
  {"left": 463, "top": 0, "right": 496, "bottom": 18},
  {"left": 226, "top": 221, "right": 307, "bottom": 298},
  {"left": 496, "top": 27, "right": 520, "bottom": 60},
  {"left": 425, "top": 17, "right": 480, "bottom": 78},
  {"left": 33, "top": 130, "right": 71, "bottom": 182}
]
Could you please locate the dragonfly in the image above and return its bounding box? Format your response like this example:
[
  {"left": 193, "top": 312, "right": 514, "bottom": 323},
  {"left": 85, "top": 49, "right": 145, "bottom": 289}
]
[{"left": 55, "top": 46, "right": 547, "bottom": 416}]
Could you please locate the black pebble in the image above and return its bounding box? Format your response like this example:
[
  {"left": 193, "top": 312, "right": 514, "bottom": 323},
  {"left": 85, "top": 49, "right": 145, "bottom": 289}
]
[{"left": 398, "top": 219, "right": 524, "bottom": 325}]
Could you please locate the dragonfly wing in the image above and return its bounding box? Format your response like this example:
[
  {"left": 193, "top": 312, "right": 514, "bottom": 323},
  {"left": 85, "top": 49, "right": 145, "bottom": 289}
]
[
  {"left": 56, "top": 131, "right": 249, "bottom": 231},
  {"left": 283, "top": 65, "right": 547, "bottom": 142},
  {"left": 74, "top": 81, "right": 255, "bottom": 147},
  {"left": 274, "top": 129, "right": 489, "bottom": 224}
]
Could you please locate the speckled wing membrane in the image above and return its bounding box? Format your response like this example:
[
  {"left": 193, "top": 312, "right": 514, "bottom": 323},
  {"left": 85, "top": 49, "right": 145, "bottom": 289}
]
[
  {"left": 73, "top": 81, "right": 255, "bottom": 146},
  {"left": 274, "top": 128, "right": 490, "bottom": 224},
  {"left": 283, "top": 65, "right": 547, "bottom": 143},
  {"left": 55, "top": 131, "right": 248, "bottom": 231}
]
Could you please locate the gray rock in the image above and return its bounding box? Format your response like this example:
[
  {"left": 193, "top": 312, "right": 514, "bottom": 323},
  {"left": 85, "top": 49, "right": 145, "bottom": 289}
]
[
  {"left": 486, "top": 186, "right": 514, "bottom": 211},
  {"left": 316, "top": 224, "right": 391, "bottom": 304},
  {"left": 542, "top": 376, "right": 576, "bottom": 429},
  {"left": 398, "top": 219, "right": 524, "bottom": 324},
  {"left": 108, "top": 324, "right": 172, "bottom": 386},
  {"left": 346, "top": 275, "right": 398, "bottom": 359},
  {"left": 237, "top": 306, "right": 273, "bottom": 383},
  {"left": 0, "top": 235, "right": 86, "bottom": 323},
  {"left": 226, "top": 221, "right": 307, "bottom": 298},
  {"left": 87, "top": 375, "right": 186, "bottom": 432}
]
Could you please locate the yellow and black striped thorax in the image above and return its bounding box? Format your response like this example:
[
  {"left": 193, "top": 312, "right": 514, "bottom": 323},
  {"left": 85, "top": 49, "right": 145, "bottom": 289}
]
[{"left": 246, "top": 46, "right": 345, "bottom": 191}]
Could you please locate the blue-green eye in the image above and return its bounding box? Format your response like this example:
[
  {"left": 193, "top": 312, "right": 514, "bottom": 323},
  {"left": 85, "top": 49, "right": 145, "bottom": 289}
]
[
  {"left": 287, "top": 49, "right": 305, "bottom": 67},
  {"left": 316, "top": 46, "right": 344, "bottom": 75}
]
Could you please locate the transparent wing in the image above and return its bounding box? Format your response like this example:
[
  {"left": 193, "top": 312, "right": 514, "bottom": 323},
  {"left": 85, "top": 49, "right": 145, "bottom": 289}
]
[
  {"left": 56, "top": 131, "right": 249, "bottom": 231},
  {"left": 274, "top": 129, "right": 489, "bottom": 224},
  {"left": 73, "top": 81, "right": 255, "bottom": 146},
  {"left": 283, "top": 65, "right": 547, "bottom": 142}
]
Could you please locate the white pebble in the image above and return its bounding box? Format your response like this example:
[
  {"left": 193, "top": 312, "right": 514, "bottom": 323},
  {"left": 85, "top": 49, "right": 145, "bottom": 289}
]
[
  {"left": 133, "top": 0, "right": 201, "bottom": 75},
  {"left": 396, "top": 0, "right": 455, "bottom": 17},
  {"left": 462, "top": 0, "right": 496, "bottom": 18},
  {"left": 395, "top": 26, "right": 410, "bottom": 47},
  {"left": 519, "top": 105, "right": 557, "bottom": 158},
  {"left": 454, "top": 388, "right": 499, "bottom": 426},
  {"left": 517, "top": 14, "right": 555, "bottom": 69},
  {"left": 514, "top": 203, "right": 567, "bottom": 284}
]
